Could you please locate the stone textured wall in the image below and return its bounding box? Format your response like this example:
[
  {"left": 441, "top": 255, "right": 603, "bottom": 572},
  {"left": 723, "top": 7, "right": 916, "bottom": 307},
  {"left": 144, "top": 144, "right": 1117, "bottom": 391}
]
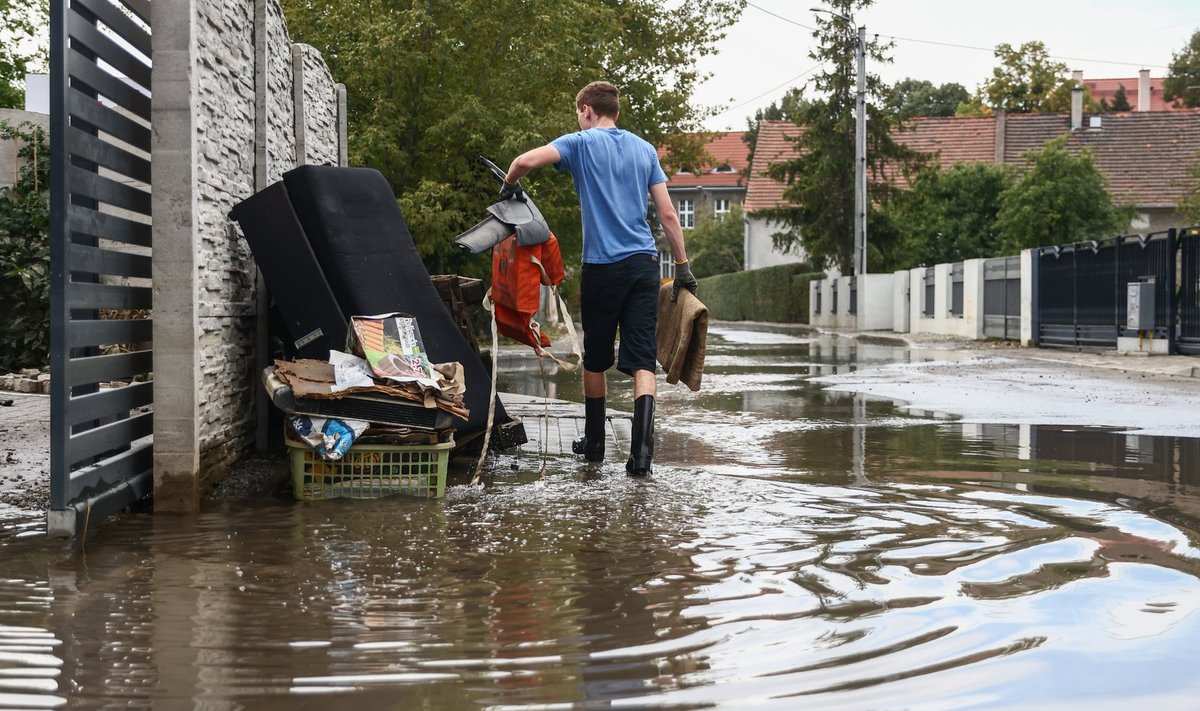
[
  {"left": 154, "top": 0, "right": 346, "bottom": 500},
  {"left": 296, "top": 43, "right": 339, "bottom": 165},
  {"left": 264, "top": 0, "right": 294, "bottom": 183}
]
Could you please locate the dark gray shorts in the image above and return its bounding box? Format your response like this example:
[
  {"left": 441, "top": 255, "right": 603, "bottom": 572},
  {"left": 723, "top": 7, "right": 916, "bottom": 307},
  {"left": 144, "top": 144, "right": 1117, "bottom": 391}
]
[{"left": 579, "top": 253, "right": 660, "bottom": 376}]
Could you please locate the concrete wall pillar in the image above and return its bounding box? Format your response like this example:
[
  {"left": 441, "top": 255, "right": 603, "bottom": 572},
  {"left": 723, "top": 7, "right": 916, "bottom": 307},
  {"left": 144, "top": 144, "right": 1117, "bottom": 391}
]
[
  {"left": 860, "top": 273, "right": 894, "bottom": 331},
  {"left": 1021, "top": 248, "right": 1037, "bottom": 345},
  {"left": 963, "top": 258, "right": 985, "bottom": 339},
  {"left": 892, "top": 269, "right": 910, "bottom": 333},
  {"left": 152, "top": 0, "right": 203, "bottom": 511}
]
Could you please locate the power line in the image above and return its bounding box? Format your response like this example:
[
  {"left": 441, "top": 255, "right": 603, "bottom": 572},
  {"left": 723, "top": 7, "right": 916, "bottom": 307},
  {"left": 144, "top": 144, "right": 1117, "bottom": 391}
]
[
  {"left": 876, "top": 32, "right": 1169, "bottom": 70},
  {"left": 712, "top": 63, "right": 822, "bottom": 118},
  {"left": 744, "top": 1, "right": 817, "bottom": 31},
  {"left": 744, "top": 2, "right": 1169, "bottom": 70}
]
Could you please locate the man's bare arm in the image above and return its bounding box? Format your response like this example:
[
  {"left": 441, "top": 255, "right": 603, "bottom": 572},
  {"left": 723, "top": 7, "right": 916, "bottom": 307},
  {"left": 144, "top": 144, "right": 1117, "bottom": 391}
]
[
  {"left": 505, "top": 145, "right": 562, "bottom": 184},
  {"left": 649, "top": 182, "right": 687, "bottom": 263}
]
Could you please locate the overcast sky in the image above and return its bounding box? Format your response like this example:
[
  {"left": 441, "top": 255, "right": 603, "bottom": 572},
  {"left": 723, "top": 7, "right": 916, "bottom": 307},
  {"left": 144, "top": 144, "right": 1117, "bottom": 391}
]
[{"left": 694, "top": 0, "right": 1200, "bottom": 131}]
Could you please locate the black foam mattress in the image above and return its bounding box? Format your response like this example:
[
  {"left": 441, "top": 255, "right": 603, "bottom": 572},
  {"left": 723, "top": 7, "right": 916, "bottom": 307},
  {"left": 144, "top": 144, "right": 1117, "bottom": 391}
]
[{"left": 279, "top": 165, "right": 509, "bottom": 437}]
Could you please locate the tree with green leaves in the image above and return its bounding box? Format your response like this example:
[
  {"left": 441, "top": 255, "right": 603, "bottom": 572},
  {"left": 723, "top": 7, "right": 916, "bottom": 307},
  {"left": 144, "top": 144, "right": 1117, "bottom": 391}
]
[
  {"left": 761, "top": 0, "right": 926, "bottom": 273},
  {"left": 0, "top": 0, "right": 47, "bottom": 109},
  {"left": 1164, "top": 30, "right": 1200, "bottom": 108},
  {"left": 1176, "top": 158, "right": 1200, "bottom": 225},
  {"left": 958, "top": 41, "right": 1091, "bottom": 115},
  {"left": 996, "top": 136, "right": 1131, "bottom": 252},
  {"left": 280, "top": 0, "right": 744, "bottom": 277},
  {"left": 686, "top": 205, "right": 744, "bottom": 278},
  {"left": 884, "top": 162, "right": 1012, "bottom": 269},
  {"left": 884, "top": 78, "right": 969, "bottom": 119},
  {"left": 0, "top": 120, "right": 50, "bottom": 370}
]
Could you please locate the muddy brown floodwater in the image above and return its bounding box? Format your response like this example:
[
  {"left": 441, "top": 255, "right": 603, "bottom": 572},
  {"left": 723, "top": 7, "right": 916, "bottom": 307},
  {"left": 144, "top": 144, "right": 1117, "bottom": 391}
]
[{"left": 2, "top": 326, "right": 1199, "bottom": 709}]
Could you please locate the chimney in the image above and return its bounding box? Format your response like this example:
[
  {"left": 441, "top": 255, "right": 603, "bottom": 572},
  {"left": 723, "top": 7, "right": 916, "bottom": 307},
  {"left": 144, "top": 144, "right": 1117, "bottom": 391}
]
[
  {"left": 1071, "top": 86, "right": 1083, "bottom": 129},
  {"left": 1138, "top": 69, "right": 1151, "bottom": 111},
  {"left": 993, "top": 108, "right": 1006, "bottom": 163},
  {"left": 1072, "top": 69, "right": 1083, "bottom": 83}
]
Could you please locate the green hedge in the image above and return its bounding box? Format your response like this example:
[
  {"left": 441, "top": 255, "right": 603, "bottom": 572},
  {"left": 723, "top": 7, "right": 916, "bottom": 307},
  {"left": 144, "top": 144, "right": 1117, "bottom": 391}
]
[{"left": 696, "top": 263, "right": 823, "bottom": 323}]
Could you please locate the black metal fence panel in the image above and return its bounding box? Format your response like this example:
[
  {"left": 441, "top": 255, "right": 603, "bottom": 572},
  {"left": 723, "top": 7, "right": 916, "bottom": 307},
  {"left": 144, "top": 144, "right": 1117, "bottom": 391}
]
[
  {"left": 1180, "top": 229, "right": 1200, "bottom": 355},
  {"left": 50, "top": 0, "right": 154, "bottom": 535},
  {"left": 983, "top": 256, "right": 1020, "bottom": 340},
  {"left": 950, "top": 262, "right": 964, "bottom": 317},
  {"left": 1035, "top": 231, "right": 1177, "bottom": 350},
  {"left": 923, "top": 267, "right": 934, "bottom": 316}
]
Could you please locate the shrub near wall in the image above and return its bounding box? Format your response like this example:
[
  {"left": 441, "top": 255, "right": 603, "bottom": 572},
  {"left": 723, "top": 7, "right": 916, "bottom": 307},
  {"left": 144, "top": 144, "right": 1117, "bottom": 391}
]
[{"left": 697, "top": 263, "right": 822, "bottom": 323}]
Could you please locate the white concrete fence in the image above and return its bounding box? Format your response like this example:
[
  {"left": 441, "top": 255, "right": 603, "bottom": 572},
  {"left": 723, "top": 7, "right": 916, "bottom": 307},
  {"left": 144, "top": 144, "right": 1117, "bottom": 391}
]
[{"left": 809, "top": 251, "right": 1036, "bottom": 345}]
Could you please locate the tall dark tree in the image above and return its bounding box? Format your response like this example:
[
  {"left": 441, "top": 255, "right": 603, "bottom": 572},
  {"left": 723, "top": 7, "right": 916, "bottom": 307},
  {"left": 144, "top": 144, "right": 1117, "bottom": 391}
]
[
  {"left": 1164, "top": 30, "right": 1200, "bottom": 108},
  {"left": 761, "top": 0, "right": 926, "bottom": 273},
  {"left": 1099, "top": 84, "right": 1128, "bottom": 111},
  {"left": 743, "top": 87, "right": 813, "bottom": 158},
  {"left": 281, "top": 0, "right": 744, "bottom": 276},
  {"left": 884, "top": 78, "right": 969, "bottom": 118}
]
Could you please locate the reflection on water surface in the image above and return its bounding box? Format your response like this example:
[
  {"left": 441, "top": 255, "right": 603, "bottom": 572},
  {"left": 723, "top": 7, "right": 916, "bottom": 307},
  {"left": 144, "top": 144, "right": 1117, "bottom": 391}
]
[{"left": 1, "top": 328, "right": 1198, "bottom": 709}]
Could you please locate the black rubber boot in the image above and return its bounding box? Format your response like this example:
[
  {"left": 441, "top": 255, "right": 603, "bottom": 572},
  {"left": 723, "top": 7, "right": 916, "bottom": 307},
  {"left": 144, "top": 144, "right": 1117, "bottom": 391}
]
[
  {"left": 625, "top": 395, "right": 655, "bottom": 477},
  {"left": 571, "top": 396, "right": 606, "bottom": 462}
]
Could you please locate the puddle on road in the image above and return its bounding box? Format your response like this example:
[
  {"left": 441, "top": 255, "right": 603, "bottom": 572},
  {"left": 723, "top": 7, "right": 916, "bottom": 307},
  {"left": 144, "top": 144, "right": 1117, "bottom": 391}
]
[{"left": 1, "top": 328, "right": 1198, "bottom": 709}]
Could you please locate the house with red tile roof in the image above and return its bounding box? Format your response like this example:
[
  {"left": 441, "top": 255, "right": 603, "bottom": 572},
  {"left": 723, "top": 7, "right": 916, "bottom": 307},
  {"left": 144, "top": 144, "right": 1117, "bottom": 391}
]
[
  {"left": 744, "top": 103, "right": 1200, "bottom": 271},
  {"left": 662, "top": 130, "right": 749, "bottom": 230}
]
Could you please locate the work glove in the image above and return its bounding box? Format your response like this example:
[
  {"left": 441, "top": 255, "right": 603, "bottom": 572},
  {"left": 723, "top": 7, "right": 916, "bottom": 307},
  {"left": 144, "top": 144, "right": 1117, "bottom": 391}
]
[
  {"left": 499, "top": 176, "right": 525, "bottom": 202},
  {"left": 672, "top": 259, "right": 698, "bottom": 303}
]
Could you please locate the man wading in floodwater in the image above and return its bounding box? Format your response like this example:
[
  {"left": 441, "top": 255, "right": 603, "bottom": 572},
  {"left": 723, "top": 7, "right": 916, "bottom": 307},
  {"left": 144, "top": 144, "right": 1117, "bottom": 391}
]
[{"left": 501, "top": 80, "right": 696, "bottom": 476}]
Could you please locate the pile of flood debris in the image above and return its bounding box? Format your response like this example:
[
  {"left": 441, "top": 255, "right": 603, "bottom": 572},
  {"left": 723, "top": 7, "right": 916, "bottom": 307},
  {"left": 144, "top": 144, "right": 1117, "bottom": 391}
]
[{"left": 263, "top": 312, "right": 468, "bottom": 459}]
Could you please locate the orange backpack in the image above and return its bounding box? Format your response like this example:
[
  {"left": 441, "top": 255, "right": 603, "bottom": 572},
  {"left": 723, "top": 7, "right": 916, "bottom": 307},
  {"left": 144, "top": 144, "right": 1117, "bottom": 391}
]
[{"left": 490, "top": 233, "right": 565, "bottom": 348}]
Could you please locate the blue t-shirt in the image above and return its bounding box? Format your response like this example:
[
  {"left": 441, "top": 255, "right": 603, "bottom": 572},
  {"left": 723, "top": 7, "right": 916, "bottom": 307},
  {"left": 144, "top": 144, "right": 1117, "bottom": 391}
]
[{"left": 551, "top": 127, "right": 668, "bottom": 264}]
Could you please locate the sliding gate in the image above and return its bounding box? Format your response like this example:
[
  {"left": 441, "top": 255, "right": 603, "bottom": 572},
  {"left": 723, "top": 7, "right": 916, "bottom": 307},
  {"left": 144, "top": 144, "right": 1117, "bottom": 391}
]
[
  {"left": 983, "top": 256, "right": 1020, "bottom": 340},
  {"left": 1181, "top": 228, "right": 1200, "bottom": 355},
  {"left": 1035, "top": 230, "right": 1176, "bottom": 350},
  {"left": 49, "top": 0, "right": 154, "bottom": 535}
]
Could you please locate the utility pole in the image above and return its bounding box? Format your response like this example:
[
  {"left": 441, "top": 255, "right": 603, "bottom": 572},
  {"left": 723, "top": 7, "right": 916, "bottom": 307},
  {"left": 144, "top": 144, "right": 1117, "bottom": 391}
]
[
  {"left": 812, "top": 8, "right": 868, "bottom": 276},
  {"left": 853, "top": 24, "right": 867, "bottom": 277}
]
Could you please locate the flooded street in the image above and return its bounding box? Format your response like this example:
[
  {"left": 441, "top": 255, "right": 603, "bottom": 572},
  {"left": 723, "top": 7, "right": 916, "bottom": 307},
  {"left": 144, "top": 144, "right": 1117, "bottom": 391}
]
[{"left": 2, "top": 327, "right": 1200, "bottom": 709}]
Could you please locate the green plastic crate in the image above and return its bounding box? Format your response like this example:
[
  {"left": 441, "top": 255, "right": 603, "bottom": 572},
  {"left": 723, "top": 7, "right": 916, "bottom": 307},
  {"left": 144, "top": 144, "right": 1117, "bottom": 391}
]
[{"left": 286, "top": 438, "right": 453, "bottom": 500}]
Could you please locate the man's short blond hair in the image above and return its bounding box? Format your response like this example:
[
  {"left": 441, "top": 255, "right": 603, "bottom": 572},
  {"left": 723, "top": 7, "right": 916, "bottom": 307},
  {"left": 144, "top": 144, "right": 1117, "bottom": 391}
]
[{"left": 576, "top": 81, "right": 620, "bottom": 118}]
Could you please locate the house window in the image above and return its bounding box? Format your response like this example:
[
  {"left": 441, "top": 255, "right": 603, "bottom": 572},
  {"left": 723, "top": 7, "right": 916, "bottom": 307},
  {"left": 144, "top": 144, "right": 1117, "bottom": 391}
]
[
  {"left": 713, "top": 198, "right": 730, "bottom": 218},
  {"left": 678, "top": 199, "right": 694, "bottom": 229}
]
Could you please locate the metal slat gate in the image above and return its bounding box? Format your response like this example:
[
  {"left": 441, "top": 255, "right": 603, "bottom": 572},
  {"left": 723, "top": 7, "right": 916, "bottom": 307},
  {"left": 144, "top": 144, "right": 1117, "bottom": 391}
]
[
  {"left": 1181, "top": 229, "right": 1200, "bottom": 355},
  {"left": 49, "top": 0, "right": 154, "bottom": 535},
  {"left": 1035, "top": 231, "right": 1175, "bottom": 350},
  {"left": 983, "top": 256, "right": 1020, "bottom": 340}
]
